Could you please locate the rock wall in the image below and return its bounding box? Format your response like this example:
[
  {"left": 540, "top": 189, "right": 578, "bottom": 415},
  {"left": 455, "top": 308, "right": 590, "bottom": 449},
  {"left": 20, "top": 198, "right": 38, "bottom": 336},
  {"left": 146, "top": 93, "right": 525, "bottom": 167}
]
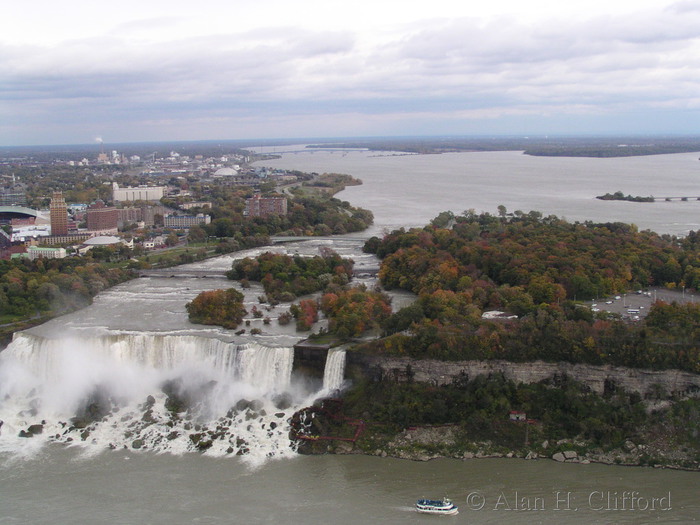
[
  {"left": 293, "top": 343, "right": 330, "bottom": 379},
  {"left": 347, "top": 354, "right": 700, "bottom": 398}
]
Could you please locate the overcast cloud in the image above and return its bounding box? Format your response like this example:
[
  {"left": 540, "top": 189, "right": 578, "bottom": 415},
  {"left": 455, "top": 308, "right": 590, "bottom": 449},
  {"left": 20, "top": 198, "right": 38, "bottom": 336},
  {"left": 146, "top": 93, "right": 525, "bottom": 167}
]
[{"left": 1, "top": 0, "right": 699, "bottom": 145}]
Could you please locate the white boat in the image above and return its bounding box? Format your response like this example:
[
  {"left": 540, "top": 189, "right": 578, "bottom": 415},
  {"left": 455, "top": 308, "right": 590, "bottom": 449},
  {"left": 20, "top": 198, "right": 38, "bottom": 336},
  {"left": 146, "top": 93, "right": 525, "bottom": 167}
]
[{"left": 415, "top": 498, "right": 459, "bottom": 515}]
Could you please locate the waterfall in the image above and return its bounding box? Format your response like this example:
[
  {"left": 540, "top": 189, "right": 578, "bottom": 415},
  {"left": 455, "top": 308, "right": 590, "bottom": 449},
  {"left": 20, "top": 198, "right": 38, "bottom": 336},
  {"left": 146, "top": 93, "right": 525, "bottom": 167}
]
[
  {"left": 1, "top": 332, "right": 292, "bottom": 391},
  {"left": 0, "top": 332, "right": 300, "bottom": 464},
  {"left": 322, "top": 348, "right": 346, "bottom": 393}
]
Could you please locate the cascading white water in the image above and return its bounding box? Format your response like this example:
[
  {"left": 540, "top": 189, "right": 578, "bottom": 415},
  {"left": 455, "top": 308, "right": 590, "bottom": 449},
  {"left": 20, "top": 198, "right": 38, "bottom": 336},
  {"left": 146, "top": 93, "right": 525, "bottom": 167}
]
[
  {"left": 322, "top": 348, "right": 346, "bottom": 393},
  {"left": 0, "top": 332, "right": 302, "bottom": 465}
]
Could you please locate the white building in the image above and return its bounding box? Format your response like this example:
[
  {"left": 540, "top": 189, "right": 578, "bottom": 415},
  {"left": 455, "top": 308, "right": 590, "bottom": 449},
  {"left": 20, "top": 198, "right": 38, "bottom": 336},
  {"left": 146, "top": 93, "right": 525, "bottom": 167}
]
[
  {"left": 27, "top": 246, "right": 67, "bottom": 260},
  {"left": 164, "top": 214, "right": 211, "bottom": 229},
  {"left": 112, "top": 182, "right": 165, "bottom": 203},
  {"left": 213, "top": 167, "right": 239, "bottom": 177}
]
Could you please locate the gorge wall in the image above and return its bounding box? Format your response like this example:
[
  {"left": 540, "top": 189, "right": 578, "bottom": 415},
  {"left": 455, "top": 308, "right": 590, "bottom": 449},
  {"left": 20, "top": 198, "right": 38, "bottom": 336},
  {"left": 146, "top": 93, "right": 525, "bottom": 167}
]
[{"left": 347, "top": 354, "right": 700, "bottom": 398}]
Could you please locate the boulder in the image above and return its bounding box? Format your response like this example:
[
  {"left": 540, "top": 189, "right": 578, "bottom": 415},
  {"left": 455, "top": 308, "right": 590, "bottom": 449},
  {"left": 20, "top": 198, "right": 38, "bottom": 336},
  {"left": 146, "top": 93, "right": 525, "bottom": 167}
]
[
  {"left": 132, "top": 439, "right": 144, "bottom": 449},
  {"left": 552, "top": 452, "right": 566, "bottom": 462},
  {"left": 563, "top": 450, "right": 578, "bottom": 460},
  {"left": 73, "top": 388, "right": 112, "bottom": 426},
  {"left": 27, "top": 424, "right": 44, "bottom": 435},
  {"left": 273, "top": 393, "right": 293, "bottom": 410},
  {"left": 235, "top": 399, "right": 251, "bottom": 412},
  {"left": 142, "top": 410, "right": 155, "bottom": 423},
  {"left": 195, "top": 439, "right": 213, "bottom": 451},
  {"left": 142, "top": 395, "right": 156, "bottom": 410},
  {"left": 335, "top": 441, "right": 354, "bottom": 454}
]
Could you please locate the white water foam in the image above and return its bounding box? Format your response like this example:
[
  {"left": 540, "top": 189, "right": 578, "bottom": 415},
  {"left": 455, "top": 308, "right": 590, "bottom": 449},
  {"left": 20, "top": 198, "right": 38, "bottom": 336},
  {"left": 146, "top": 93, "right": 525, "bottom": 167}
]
[{"left": 0, "top": 332, "right": 306, "bottom": 466}]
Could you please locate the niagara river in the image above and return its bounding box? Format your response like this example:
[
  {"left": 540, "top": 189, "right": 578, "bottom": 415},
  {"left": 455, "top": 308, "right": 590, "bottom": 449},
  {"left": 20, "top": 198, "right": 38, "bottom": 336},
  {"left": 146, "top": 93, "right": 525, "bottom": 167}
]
[{"left": 1, "top": 148, "right": 699, "bottom": 524}]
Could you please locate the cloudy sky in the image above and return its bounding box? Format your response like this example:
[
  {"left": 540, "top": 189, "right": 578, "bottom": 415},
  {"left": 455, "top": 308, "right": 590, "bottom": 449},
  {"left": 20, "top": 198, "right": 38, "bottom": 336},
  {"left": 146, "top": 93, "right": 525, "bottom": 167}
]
[{"left": 2, "top": 0, "right": 699, "bottom": 145}]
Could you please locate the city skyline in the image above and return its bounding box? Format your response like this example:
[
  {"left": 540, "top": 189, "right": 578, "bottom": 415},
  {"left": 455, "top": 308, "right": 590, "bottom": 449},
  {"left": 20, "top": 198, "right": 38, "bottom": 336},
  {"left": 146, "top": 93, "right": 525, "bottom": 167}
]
[{"left": 2, "top": 0, "right": 699, "bottom": 146}]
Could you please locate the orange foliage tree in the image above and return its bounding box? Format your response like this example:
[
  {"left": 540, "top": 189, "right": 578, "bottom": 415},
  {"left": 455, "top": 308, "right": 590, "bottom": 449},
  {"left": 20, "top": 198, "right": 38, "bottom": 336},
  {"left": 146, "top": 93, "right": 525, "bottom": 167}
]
[
  {"left": 320, "top": 286, "right": 392, "bottom": 338},
  {"left": 186, "top": 288, "right": 247, "bottom": 329}
]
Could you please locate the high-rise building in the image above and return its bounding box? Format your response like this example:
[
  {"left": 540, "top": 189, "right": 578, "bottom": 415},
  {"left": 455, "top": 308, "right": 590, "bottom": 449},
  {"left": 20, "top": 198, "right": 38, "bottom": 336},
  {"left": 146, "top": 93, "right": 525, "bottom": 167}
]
[
  {"left": 86, "top": 200, "right": 119, "bottom": 232},
  {"left": 244, "top": 195, "right": 287, "bottom": 218},
  {"left": 49, "top": 192, "right": 68, "bottom": 236}
]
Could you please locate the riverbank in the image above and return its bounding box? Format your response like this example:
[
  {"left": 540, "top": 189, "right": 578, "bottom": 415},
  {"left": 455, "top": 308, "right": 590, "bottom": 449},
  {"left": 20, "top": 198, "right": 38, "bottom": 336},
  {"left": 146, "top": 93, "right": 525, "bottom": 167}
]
[
  {"left": 297, "top": 410, "right": 700, "bottom": 471},
  {"left": 292, "top": 354, "right": 700, "bottom": 471}
]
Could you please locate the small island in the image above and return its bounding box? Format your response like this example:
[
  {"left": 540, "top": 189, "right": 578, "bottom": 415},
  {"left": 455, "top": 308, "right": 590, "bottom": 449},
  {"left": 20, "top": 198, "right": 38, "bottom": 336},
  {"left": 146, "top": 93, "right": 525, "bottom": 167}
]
[{"left": 596, "top": 190, "right": 654, "bottom": 202}]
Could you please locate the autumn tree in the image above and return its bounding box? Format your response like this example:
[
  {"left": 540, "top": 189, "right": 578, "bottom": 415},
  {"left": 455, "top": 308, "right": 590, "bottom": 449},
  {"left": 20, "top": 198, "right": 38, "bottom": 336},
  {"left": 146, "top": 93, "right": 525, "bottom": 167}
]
[{"left": 186, "top": 288, "right": 247, "bottom": 329}]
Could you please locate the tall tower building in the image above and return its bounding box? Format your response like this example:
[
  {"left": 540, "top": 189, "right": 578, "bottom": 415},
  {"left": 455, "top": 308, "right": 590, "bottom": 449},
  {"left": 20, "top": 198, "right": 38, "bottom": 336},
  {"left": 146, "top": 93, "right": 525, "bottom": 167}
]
[{"left": 50, "top": 191, "right": 69, "bottom": 235}]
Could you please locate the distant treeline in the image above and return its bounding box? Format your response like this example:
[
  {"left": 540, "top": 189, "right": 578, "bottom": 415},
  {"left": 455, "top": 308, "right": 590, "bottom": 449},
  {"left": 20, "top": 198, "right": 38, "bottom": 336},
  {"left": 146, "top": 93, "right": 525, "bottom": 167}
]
[
  {"left": 305, "top": 136, "right": 700, "bottom": 158},
  {"left": 0, "top": 257, "right": 134, "bottom": 321}
]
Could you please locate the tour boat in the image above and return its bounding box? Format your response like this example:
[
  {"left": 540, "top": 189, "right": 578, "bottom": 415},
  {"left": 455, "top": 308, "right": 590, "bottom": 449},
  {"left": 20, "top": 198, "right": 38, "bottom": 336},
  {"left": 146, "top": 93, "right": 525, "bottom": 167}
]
[{"left": 415, "top": 498, "right": 459, "bottom": 515}]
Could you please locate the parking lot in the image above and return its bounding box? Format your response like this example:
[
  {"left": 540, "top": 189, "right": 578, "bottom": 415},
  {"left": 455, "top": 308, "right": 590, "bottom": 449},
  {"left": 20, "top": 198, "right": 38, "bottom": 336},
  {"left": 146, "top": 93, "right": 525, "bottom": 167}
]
[{"left": 585, "top": 287, "right": 700, "bottom": 321}]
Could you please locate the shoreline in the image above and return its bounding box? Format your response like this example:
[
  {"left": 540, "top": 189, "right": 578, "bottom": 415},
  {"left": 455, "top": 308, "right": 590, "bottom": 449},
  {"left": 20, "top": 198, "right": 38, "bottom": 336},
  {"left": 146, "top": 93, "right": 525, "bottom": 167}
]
[{"left": 302, "top": 432, "right": 700, "bottom": 472}]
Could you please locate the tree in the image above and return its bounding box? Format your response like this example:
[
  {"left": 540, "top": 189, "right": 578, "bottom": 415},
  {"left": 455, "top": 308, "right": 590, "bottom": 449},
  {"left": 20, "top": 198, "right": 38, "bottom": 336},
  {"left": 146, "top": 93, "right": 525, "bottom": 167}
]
[
  {"left": 188, "top": 225, "right": 207, "bottom": 243},
  {"left": 165, "top": 233, "right": 179, "bottom": 247},
  {"left": 290, "top": 299, "right": 318, "bottom": 331},
  {"left": 186, "top": 288, "right": 247, "bottom": 329}
]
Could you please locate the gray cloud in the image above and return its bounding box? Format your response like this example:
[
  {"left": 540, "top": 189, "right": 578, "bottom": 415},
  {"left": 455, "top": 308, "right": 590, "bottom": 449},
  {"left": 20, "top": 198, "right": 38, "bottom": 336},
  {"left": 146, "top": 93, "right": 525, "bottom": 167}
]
[{"left": 2, "top": 4, "right": 700, "bottom": 144}]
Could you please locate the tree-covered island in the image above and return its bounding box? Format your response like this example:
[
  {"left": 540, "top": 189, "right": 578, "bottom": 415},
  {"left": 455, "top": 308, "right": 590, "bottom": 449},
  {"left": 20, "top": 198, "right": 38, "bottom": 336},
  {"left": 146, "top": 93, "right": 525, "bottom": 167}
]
[
  {"left": 185, "top": 288, "right": 247, "bottom": 329},
  {"left": 597, "top": 191, "right": 655, "bottom": 202},
  {"left": 206, "top": 250, "right": 392, "bottom": 337},
  {"left": 293, "top": 209, "right": 700, "bottom": 469},
  {"left": 227, "top": 250, "right": 354, "bottom": 303}
]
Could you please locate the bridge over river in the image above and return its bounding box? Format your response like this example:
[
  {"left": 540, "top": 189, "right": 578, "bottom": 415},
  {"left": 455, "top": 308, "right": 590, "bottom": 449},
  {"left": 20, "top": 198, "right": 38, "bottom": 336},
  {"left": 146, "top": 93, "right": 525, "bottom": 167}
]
[
  {"left": 270, "top": 236, "right": 369, "bottom": 243},
  {"left": 139, "top": 267, "right": 380, "bottom": 279},
  {"left": 139, "top": 266, "right": 380, "bottom": 279},
  {"left": 138, "top": 268, "right": 228, "bottom": 278}
]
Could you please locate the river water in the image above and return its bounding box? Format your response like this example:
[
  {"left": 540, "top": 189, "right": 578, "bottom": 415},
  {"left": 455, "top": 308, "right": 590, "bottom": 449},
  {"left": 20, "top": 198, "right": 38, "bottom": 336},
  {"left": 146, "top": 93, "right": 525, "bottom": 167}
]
[
  {"left": 1, "top": 148, "right": 699, "bottom": 524},
  {"left": 257, "top": 147, "right": 700, "bottom": 237}
]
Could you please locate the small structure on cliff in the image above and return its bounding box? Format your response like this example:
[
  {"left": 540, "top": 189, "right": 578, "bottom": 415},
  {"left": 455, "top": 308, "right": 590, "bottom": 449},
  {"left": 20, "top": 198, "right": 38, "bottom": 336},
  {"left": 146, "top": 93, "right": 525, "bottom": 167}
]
[{"left": 509, "top": 410, "right": 527, "bottom": 422}]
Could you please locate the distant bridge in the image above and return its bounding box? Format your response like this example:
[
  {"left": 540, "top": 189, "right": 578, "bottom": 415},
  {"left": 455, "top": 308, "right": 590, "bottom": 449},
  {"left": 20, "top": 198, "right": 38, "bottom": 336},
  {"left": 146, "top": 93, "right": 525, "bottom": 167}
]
[
  {"left": 653, "top": 197, "right": 700, "bottom": 201},
  {"left": 139, "top": 267, "right": 379, "bottom": 279},
  {"left": 138, "top": 268, "right": 227, "bottom": 278},
  {"left": 270, "top": 236, "right": 369, "bottom": 243}
]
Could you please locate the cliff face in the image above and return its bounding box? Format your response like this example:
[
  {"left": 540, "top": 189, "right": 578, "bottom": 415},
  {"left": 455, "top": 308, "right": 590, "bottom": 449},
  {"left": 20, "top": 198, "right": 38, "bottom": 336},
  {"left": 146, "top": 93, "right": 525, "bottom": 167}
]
[{"left": 347, "top": 354, "right": 700, "bottom": 398}]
